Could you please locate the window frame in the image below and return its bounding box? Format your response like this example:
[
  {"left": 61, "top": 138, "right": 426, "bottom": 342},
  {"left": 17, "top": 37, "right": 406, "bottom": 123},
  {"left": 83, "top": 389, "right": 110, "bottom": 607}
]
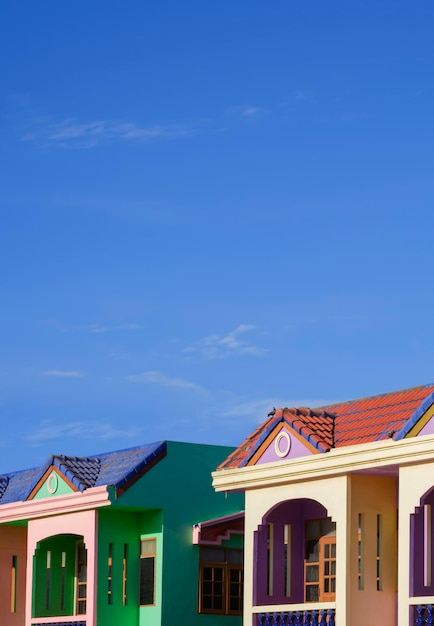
[
  {"left": 139, "top": 538, "right": 157, "bottom": 607},
  {"left": 198, "top": 547, "right": 243, "bottom": 616}
]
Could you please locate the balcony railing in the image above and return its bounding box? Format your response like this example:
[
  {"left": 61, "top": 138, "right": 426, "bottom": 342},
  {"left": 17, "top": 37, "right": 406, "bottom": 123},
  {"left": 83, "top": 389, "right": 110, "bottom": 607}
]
[
  {"left": 415, "top": 604, "right": 433, "bottom": 625},
  {"left": 257, "top": 610, "right": 335, "bottom": 626},
  {"left": 31, "top": 622, "right": 86, "bottom": 626}
]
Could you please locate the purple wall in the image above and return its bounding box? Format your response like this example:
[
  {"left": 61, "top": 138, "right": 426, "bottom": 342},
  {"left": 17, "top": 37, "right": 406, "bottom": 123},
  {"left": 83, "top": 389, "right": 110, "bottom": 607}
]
[
  {"left": 411, "top": 488, "right": 434, "bottom": 596},
  {"left": 256, "top": 427, "right": 313, "bottom": 465},
  {"left": 417, "top": 416, "right": 434, "bottom": 437},
  {"left": 254, "top": 499, "right": 328, "bottom": 605}
]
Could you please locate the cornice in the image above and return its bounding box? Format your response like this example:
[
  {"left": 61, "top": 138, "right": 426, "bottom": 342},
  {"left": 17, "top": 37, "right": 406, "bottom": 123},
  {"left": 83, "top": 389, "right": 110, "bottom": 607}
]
[
  {"left": 212, "top": 433, "right": 434, "bottom": 492},
  {"left": 0, "top": 485, "right": 111, "bottom": 523}
]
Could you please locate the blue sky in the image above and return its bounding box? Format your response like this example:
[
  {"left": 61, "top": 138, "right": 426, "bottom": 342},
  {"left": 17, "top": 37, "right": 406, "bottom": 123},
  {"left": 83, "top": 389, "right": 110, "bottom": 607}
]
[{"left": 1, "top": 0, "right": 434, "bottom": 472}]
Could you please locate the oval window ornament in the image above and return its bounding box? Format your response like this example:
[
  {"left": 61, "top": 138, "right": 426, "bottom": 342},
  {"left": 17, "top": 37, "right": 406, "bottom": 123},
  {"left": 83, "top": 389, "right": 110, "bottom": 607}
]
[
  {"left": 274, "top": 431, "right": 291, "bottom": 458},
  {"left": 47, "top": 471, "right": 58, "bottom": 494}
]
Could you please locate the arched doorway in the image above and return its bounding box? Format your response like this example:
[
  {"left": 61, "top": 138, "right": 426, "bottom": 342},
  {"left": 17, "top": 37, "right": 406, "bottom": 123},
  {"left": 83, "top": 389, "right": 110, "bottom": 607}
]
[
  {"left": 32, "top": 533, "right": 86, "bottom": 618},
  {"left": 254, "top": 498, "right": 336, "bottom": 606}
]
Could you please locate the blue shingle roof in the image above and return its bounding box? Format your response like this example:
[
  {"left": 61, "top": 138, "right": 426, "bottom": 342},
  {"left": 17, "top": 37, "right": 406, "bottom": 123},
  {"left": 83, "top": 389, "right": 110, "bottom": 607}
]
[
  {"left": 0, "top": 441, "right": 166, "bottom": 505},
  {"left": 0, "top": 476, "right": 10, "bottom": 499},
  {"left": 0, "top": 467, "right": 42, "bottom": 505}
]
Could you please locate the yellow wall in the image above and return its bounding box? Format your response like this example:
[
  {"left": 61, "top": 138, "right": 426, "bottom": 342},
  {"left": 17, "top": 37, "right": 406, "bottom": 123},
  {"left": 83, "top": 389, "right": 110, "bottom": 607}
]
[
  {"left": 349, "top": 475, "right": 397, "bottom": 626},
  {"left": 243, "top": 475, "right": 349, "bottom": 625}
]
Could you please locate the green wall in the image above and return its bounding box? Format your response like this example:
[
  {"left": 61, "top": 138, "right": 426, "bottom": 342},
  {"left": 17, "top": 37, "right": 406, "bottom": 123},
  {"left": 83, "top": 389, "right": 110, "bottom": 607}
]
[
  {"left": 97, "top": 509, "right": 145, "bottom": 626},
  {"left": 33, "top": 535, "right": 77, "bottom": 618},
  {"left": 113, "top": 441, "right": 244, "bottom": 626}
]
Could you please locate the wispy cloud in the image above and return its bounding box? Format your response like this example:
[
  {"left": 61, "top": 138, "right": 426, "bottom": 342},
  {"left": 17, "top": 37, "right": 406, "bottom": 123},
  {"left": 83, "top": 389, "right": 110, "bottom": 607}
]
[
  {"left": 227, "top": 105, "right": 265, "bottom": 120},
  {"left": 23, "top": 118, "right": 201, "bottom": 148},
  {"left": 185, "top": 324, "right": 267, "bottom": 359},
  {"left": 84, "top": 323, "right": 141, "bottom": 334},
  {"left": 50, "top": 320, "right": 141, "bottom": 334},
  {"left": 26, "top": 420, "right": 143, "bottom": 443},
  {"left": 42, "top": 370, "right": 83, "bottom": 378},
  {"left": 126, "top": 370, "right": 204, "bottom": 391},
  {"left": 220, "top": 397, "right": 336, "bottom": 423}
]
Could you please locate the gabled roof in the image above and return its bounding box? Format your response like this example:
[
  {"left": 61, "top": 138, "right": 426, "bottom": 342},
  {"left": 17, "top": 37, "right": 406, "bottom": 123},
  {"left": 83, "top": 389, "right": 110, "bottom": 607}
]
[
  {"left": 193, "top": 511, "right": 245, "bottom": 545},
  {"left": 319, "top": 384, "right": 434, "bottom": 446},
  {"left": 220, "top": 408, "right": 336, "bottom": 469},
  {"left": 219, "top": 384, "right": 434, "bottom": 470},
  {"left": 0, "top": 441, "right": 167, "bottom": 505},
  {"left": 0, "top": 467, "right": 43, "bottom": 505}
]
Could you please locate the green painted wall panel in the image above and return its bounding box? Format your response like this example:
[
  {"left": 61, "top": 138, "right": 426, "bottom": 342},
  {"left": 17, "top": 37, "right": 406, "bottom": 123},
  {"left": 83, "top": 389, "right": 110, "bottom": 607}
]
[
  {"left": 116, "top": 442, "right": 244, "bottom": 626},
  {"left": 33, "top": 535, "right": 78, "bottom": 617},
  {"left": 97, "top": 508, "right": 164, "bottom": 626}
]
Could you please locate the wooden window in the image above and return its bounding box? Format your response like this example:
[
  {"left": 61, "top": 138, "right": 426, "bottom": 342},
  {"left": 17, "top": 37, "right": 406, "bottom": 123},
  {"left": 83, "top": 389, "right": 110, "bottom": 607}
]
[
  {"left": 61, "top": 551, "right": 66, "bottom": 611},
  {"left": 284, "top": 524, "right": 291, "bottom": 597},
  {"left": 76, "top": 543, "right": 87, "bottom": 614},
  {"left": 45, "top": 551, "right": 51, "bottom": 610},
  {"left": 358, "top": 514, "right": 364, "bottom": 590},
  {"left": 321, "top": 538, "right": 336, "bottom": 600},
  {"left": 267, "top": 523, "right": 274, "bottom": 596},
  {"left": 425, "top": 505, "right": 432, "bottom": 587},
  {"left": 122, "top": 544, "right": 128, "bottom": 605},
  {"left": 376, "top": 515, "right": 383, "bottom": 591},
  {"left": 11, "top": 555, "right": 17, "bottom": 613},
  {"left": 139, "top": 539, "right": 156, "bottom": 606},
  {"left": 107, "top": 543, "right": 113, "bottom": 605},
  {"left": 304, "top": 518, "right": 336, "bottom": 603},
  {"left": 199, "top": 547, "right": 243, "bottom": 616}
]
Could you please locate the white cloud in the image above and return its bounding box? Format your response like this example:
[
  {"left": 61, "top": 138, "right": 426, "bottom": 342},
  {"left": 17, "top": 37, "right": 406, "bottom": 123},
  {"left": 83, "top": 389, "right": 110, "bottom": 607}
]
[
  {"left": 26, "top": 420, "right": 144, "bottom": 443},
  {"left": 220, "top": 397, "right": 337, "bottom": 423},
  {"left": 23, "top": 118, "right": 199, "bottom": 148},
  {"left": 185, "top": 324, "right": 267, "bottom": 359},
  {"left": 241, "top": 106, "right": 264, "bottom": 118},
  {"left": 227, "top": 105, "right": 265, "bottom": 120},
  {"left": 52, "top": 321, "right": 141, "bottom": 334},
  {"left": 42, "top": 370, "right": 83, "bottom": 378},
  {"left": 88, "top": 323, "right": 141, "bottom": 334},
  {"left": 126, "top": 370, "right": 203, "bottom": 391}
]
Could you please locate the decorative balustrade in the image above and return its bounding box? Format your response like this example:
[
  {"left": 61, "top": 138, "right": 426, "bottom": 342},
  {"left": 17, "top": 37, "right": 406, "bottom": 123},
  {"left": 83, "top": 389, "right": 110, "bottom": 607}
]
[
  {"left": 31, "top": 622, "right": 86, "bottom": 626},
  {"left": 416, "top": 605, "right": 434, "bottom": 625},
  {"left": 257, "top": 609, "right": 335, "bottom": 626}
]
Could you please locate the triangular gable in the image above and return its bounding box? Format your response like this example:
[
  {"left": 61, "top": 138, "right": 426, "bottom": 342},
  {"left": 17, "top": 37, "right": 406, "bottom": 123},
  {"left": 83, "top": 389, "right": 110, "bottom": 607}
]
[
  {"left": 28, "top": 466, "right": 76, "bottom": 500},
  {"left": 250, "top": 423, "right": 318, "bottom": 465},
  {"left": 27, "top": 454, "right": 102, "bottom": 500},
  {"left": 218, "top": 408, "right": 335, "bottom": 470},
  {"left": 395, "top": 392, "right": 434, "bottom": 439}
]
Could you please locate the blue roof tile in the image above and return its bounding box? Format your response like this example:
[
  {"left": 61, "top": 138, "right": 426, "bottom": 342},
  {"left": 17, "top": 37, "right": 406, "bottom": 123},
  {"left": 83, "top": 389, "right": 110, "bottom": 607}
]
[
  {"left": 0, "top": 441, "right": 167, "bottom": 505},
  {"left": 0, "top": 467, "right": 42, "bottom": 504},
  {"left": 0, "top": 476, "right": 10, "bottom": 499}
]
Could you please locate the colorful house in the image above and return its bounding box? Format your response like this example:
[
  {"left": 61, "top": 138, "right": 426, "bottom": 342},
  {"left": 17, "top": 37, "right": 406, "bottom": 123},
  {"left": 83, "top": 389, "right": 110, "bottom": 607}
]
[
  {"left": 0, "top": 440, "right": 244, "bottom": 626},
  {"left": 212, "top": 384, "right": 434, "bottom": 626}
]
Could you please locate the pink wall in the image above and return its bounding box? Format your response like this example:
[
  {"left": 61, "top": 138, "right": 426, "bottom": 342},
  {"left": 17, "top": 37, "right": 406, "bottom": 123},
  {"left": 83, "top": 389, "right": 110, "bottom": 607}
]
[
  {"left": 26, "top": 509, "right": 98, "bottom": 626},
  {"left": 0, "top": 525, "right": 27, "bottom": 626}
]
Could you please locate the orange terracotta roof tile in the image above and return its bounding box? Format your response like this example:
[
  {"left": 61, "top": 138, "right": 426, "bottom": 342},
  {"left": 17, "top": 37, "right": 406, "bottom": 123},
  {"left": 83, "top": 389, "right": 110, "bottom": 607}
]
[{"left": 219, "top": 384, "right": 434, "bottom": 469}]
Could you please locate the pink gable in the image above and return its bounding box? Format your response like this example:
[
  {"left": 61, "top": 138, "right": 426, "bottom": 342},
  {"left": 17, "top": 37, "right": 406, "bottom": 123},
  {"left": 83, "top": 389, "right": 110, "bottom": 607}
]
[{"left": 255, "top": 425, "right": 314, "bottom": 465}]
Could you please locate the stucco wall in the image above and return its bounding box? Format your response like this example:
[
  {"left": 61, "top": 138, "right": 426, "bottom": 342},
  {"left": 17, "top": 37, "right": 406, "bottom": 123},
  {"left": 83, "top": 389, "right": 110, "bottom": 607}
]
[{"left": 0, "top": 525, "right": 27, "bottom": 626}]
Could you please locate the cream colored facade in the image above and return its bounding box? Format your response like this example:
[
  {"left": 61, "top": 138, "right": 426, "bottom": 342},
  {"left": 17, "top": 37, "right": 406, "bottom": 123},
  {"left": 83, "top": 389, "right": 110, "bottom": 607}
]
[{"left": 213, "top": 433, "right": 434, "bottom": 626}]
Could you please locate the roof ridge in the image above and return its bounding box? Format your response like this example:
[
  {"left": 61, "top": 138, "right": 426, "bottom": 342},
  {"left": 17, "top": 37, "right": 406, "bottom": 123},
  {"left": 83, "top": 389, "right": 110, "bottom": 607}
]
[
  {"left": 55, "top": 453, "right": 100, "bottom": 461},
  {"left": 315, "top": 383, "right": 434, "bottom": 410},
  {"left": 90, "top": 440, "right": 166, "bottom": 459},
  {"left": 0, "top": 475, "right": 10, "bottom": 500}
]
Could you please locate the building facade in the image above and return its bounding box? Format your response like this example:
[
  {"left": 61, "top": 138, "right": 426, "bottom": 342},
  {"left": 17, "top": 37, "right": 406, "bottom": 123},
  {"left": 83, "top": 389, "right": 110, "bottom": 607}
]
[
  {"left": 0, "top": 440, "right": 244, "bottom": 626},
  {"left": 213, "top": 384, "right": 434, "bottom": 626}
]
